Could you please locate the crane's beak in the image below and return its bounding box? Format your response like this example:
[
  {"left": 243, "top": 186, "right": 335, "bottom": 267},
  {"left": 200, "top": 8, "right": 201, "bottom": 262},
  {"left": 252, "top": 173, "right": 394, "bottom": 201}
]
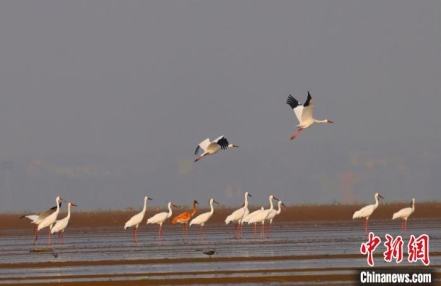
[
  {"left": 273, "top": 196, "right": 280, "bottom": 201},
  {"left": 248, "top": 193, "right": 252, "bottom": 197},
  {"left": 148, "top": 197, "right": 153, "bottom": 201},
  {"left": 71, "top": 203, "right": 78, "bottom": 207},
  {"left": 213, "top": 200, "right": 220, "bottom": 205},
  {"left": 282, "top": 203, "right": 286, "bottom": 208},
  {"left": 327, "top": 120, "right": 334, "bottom": 123},
  {"left": 195, "top": 200, "right": 199, "bottom": 204},
  {"left": 378, "top": 194, "right": 384, "bottom": 199},
  {"left": 171, "top": 203, "right": 177, "bottom": 208},
  {"left": 232, "top": 144, "right": 239, "bottom": 148}
]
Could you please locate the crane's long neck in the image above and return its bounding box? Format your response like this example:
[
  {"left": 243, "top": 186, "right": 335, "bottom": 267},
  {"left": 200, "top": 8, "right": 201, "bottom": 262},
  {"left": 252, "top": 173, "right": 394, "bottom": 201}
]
[
  {"left": 276, "top": 202, "right": 282, "bottom": 214},
  {"left": 374, "top": 196, "right": 379, "bottom": 208},
  {"left": 142, "top": 198, "right": 147, "bottom": 213},
  {"left": 209, "top": 200, "right": 215, "bottom": 214},
  {"left": 314, "top": 119, "right": 328, "bottom": 123},
  {"left": 167, "top": 203, "right": 173, "bottom": 217},
  {"left": 268, "top": 197, "right": 274, "bottom": 211},
  {"left": 66, "top": 204, "right": 72, "bottom": 220},
  {"left": 244, "top": 195, "right": 249, "bottom": 208},
  {"left": 55, "top": 198, "right": 61, "bottom": 214},
  {"left": 191, "top": 202, "right": 197, "bottom": 216},
  {"left": 411, "top": 200, "right": 415, "bottom": 212}
]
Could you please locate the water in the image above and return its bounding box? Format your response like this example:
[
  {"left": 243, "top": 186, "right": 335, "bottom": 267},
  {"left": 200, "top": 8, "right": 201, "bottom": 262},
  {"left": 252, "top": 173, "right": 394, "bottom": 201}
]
[{"left": 0, "top": 218, "right": 439, "bottom": 284}]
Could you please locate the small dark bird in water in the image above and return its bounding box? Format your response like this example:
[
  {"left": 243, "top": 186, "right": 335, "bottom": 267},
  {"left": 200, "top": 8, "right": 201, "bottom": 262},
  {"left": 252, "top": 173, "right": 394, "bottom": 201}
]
[{"left": 203, "top": 249, "right": 217, "bottom": 258}]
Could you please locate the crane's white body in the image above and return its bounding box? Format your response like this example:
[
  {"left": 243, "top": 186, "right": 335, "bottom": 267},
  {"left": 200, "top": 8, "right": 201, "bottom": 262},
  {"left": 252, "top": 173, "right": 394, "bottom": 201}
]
[
  {"left": 247, "top": 195, "right": 278, "bottom": 224},
  {"left": 241, "top": 207, "right": 250, "bottom": 225},
  {"left": 147, "top": 202, "right": 174, "bottom": 226},
  {"left": 392, "top": 198, "right": 415, "bottom": 234},
  {"left": 51, "top": 202, "right": 76, "bottom": 235},
  {"left": 225, "top": 192, "right": 251, "bottom": 225},
  {"left": 242, "top": 206, "right": 264, "bottom": 236},
  {"left": 353, "top": 193, "right": 384, "bottom": 235},
  {"left": 392, "top": 198, "right": 415, "bottom": 221},
  {"left": 125, "top": 196, "right": 152, "bottom": 230},
  {"left": 266, "top": 200, "right": 285, "bottom": 224},
  {"left": 194, "top": 136, "right": 238, "bottom": 162},
  {"left": 38, "top": 196, "right": 63, "bottom": 231},
  {"left": 124, "top": 196, "right": 152, "bottom": 243},
  {"left": 286, "top": 92, "right": 333, "bottom": 140},
  {"left": 147, "top": 202, "right": 176, "bottom": 236},
  {"left": 190, "top": 199, "right": 219, "bottom": 228},
  {"left": 20, "top": 203, "right": 62, "bottom": 225},
  {"left": 33, "top": 196, "right": 64, "bottom": 245},
  {"left": 225, "top": 192, "right": 251, "bottom": 238},
  {"left": 247, "top": 195, "right": 279, "bottom": 238},
  {"left": 353, "top": 193, "right": 383, "bottom": 220},
  {"left": 242, "top": 207, "right": 264, "bottom": 224}
]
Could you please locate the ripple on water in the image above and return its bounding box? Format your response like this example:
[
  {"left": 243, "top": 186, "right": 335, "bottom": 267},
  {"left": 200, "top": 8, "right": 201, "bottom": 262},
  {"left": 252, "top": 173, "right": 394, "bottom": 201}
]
[{"left": 0, "top": 218, "right": 439, "bottom": 284}]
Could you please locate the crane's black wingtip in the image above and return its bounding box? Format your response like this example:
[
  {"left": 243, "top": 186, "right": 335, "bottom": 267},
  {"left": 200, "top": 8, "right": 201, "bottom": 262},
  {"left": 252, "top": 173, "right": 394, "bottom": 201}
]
[
  {"left": 217, "top": 137, "right": 229, "bottom": 149},
  {"left": 304, "top": 91, "right": 312, "bottom": 107},
  {"left": 194, "top": 145, "right": 201, "bottom": 156},
  {"left": 286, "top": 94, "right": 300, "bottom": 109}
]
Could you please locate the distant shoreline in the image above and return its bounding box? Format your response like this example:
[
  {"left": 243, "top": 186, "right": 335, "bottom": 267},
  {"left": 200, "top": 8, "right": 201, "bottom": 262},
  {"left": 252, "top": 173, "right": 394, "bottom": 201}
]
[{"left": 2, "top": 201, "right": 439, "bottom": 230}]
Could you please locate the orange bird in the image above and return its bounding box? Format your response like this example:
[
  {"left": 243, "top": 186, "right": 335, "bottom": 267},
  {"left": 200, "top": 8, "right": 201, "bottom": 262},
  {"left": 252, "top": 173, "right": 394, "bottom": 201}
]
[{"left": 172, "top": 200, "right": 199, "bottom": 233}]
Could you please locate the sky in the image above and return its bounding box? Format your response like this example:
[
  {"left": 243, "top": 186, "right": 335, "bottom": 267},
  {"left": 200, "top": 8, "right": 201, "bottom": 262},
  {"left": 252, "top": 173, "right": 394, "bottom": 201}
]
[{"left": 0, "top": 1, "right": 440, "bottom": 212}]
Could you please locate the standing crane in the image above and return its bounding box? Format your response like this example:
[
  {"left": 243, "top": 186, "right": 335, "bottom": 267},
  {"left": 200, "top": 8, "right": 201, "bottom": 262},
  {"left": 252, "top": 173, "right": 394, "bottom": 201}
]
[
  {"left": 124, "top": 196, "right": 153, "bottom": 243},
  {"left": 392, "top": 198, "right": 415, "bottom": 234},
  {"left": 353, "top": 193, "right": 384, "bottom": 235},
  {"left": 172, "top": 200, "right": 199, "bottom": 234}
]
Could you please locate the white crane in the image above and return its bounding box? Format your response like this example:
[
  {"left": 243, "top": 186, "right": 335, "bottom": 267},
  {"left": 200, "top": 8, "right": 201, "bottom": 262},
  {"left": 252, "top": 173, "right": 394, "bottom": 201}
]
[
  {"left": 194, "top": 135, "right": 238, "bottom": 162},
  {"left": 35, "top": 196, "right": 64, "bottom": 245},
  {"left": 225, "top": 192, "right": 251, "bottom": 238},
  {"left": 20, "top": 202, "right": 62, "bottom": 236},
  {"left": 242, "top": 207, "right": 264, "bottom": 223},
  {"left": 242, "top": 207, "right": 264, "bottom": 236},
  {"left": 50, "top": 202, "right": 77, "bottom": 243},
  {"left": 286, "top": 92, "right": 333, "bottom": 140},
  {"left": 240, "top": 203, "right": 250, "bottom": 226},
  {"left": 247, "top": 195, "right": 279, "bottom": 238},
  {"left": 266, "top": 200, "right": 286, "bottom": 233},
  {"left": 392, "top": 198, "right": 415, "bottom": 234},
  {"left": 189, "top": 198, "right": 220, "bottom": 233},
  {"left": 146, "top": 201, "right": 177, "bottom": 237},
  {"left": 353, "top": 192, "right": 384, "bottom": 235},
  {"left": 124, "top": 196, "right": 153, "bottom": 243}
]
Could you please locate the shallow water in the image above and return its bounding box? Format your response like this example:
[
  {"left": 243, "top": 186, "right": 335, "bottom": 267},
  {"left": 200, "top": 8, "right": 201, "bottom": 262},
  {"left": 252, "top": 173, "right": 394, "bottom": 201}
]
[{"left": 0, "top": 218, "right": 439, "bottom": 284}]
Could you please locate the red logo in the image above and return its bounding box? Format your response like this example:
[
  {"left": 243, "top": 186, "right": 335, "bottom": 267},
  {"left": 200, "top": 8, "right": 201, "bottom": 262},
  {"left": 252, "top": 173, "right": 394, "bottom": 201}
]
[
  {"left": 383, "top": 234, "right": 403, "bottom": 263},
  {"left": 360, "top": 232, "right": 381, "bottom": 266},
  {"left": 360, "top": 233, "right": 430, "bottom": 266},
  {"left": 408, "top": 234, "right": 430, "bottom": 266}
]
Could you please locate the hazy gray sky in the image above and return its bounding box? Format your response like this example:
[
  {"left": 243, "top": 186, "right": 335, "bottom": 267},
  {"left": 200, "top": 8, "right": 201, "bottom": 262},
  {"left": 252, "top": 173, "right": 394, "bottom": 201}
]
[{"left": 0, "top": 1, "right": 440, "bottom": 212}]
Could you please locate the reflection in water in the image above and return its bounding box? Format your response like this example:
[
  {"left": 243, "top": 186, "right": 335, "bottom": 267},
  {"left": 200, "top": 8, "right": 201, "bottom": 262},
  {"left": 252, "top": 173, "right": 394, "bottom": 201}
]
[{"left": 0, "top": 218, "right": 439, "bottom": 284}]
